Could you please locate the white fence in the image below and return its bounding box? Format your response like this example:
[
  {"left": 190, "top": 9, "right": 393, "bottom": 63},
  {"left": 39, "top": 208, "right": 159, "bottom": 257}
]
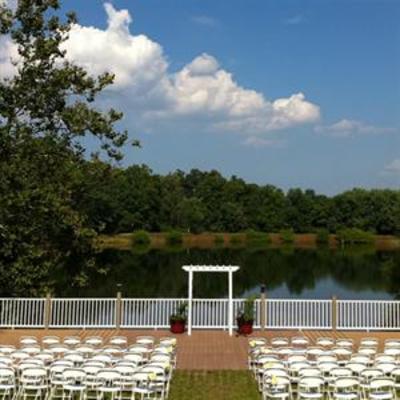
[{"left": 0, "top": 297, "right": 399, "bottom": 330}]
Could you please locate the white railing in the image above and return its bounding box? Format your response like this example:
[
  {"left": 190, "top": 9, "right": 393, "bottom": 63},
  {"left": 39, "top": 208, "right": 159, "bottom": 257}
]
[
  {"left": 266, "top": 299, "right": 332, "bottom": 329},
  {"left": 50, "top": 299, "right": 116, "bottom": 328},
  {"left": 0, "top": 298, "right": 45, "bottom": 327},
  {"left": 0, "top": 297, "right": 398, "bottom": 330},
  {"left": 121, "top": 299, "right": 185, "bottom": 328},
  {"left": 337, "top": 300, "right": 400, "bottom": 330}
]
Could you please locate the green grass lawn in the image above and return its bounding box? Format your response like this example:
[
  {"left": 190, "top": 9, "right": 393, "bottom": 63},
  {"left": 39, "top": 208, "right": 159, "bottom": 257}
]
[{"left": 169, "top": 371, "right": 259, "bottom": 400}]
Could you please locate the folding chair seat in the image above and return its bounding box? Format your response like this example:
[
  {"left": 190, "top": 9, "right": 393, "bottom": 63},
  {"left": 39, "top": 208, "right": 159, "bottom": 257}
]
[
  {"left": 357, "top": 348, "right": 376, "bottom": 358},
  {"left": 75, "top": 345, "right": 95, "bottom": 358},
  {"left": 84, "top": 337, "right": 103, "bottom": 348},
  {"left": 109, "top": 337, "right": 128, "bottom": 348},
  {"left": 63, "top": 337, "right": 81, "bottom": 348},
  {"left": 48, "top": 345, "right": 69, "bottom": 358},
  {"left": 249, "top": 338, "right": 268, "bottom": 348},
  {"left": 19, "top": 337, "right": 38, "bottom": 346},
  {"left": 158, "top": 338, "right": 177, "bottom": 348},
  {"left": 316, "top": 337, "right": 335, "bottom": 348},
  {"left": 271, "top": 338, "right": 289, "bottom": 348},
  {"left": 42, "top": 337, "right": 61, "bottom": 348},
  {"left": 63, "top": 352, "right": 84, "bottom": 367},
  {"left": 332, "top": 347, "right": 352, "bottom": 365},
  {"left": 359, "top": 338, "right": 378, "bottom": 349},
  {"left": 384, "top": 340, "right": 400, "bottom": 349},
  {"left": 291, "top": 337, "right": 309, "bottom": 348},
  {"left": 346, "top": 362, "right": 366, "bottom": 377},
  {"left": 375, "top": 363, "right": 396, "bottom": 376},
  {"left": 0, "top": 347, "right": 15, "bottom": 356},
  {"left": 335, "top": 339, "right": 354, "bottom": 349},
  {"left": 298, "top": 368, "right": 322, "bottom": 378},
  {"left": 21, "top": 346, "right": 41, "bottom": 357},
  {"left": 135, "top": 337, "right": 155, "bottom": 347}
]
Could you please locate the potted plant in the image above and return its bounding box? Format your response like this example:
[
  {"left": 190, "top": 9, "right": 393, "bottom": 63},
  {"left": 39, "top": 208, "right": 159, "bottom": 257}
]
[
  {"left": 237, "top": 295, "right": 256, "bottom": 335},
  {"left": 169, "top": 303, "right": 187, "bottom": 334}
]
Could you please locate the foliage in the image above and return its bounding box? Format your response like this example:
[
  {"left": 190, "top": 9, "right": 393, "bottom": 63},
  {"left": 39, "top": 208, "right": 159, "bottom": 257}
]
[
  {"left": 0, "top": 0, "right": 133, "bottom": 295},
  {"left": 170, "top": 302, "right": 187, "bottom": 324},
  {"left": 165, "top": 230, "right": 184, "bottom": 246},
  {"left": 169, "top": 371, "right": 259, "bottom": 400},
  {"left": 336, "top": 228, "right": 375, "bottom": 245},
  {"left": 79, "top": 165, "right": 400, "bottom": 238},
  {"left": 229, "top": 233, "right": 243, "bottom": 245},
  {"left": 237, "top": 295, "right": 256, "bottom": 323},
  {"left": 245, "top": 230, "right": 270, "bottom": 245},
  {"left": 131, "top": 230, "right": 151, "bottom": 246},
  {"left": 214, "top": 234, "right": 225, "bottom": 245},
  {"left": 280, "top": 229, "right": 295, "bottom": 244},
  {"left": 315, "top": 228, "right": 330, "bottom": 245}
]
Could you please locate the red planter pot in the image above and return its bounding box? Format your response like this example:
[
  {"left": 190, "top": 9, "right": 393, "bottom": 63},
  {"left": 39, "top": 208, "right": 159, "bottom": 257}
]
[
  {"left": 170, "top": 320, "right": 186, "bottom": 334},
  {"left": 238, "top": 321, "right": 254, "bottom": 335}
]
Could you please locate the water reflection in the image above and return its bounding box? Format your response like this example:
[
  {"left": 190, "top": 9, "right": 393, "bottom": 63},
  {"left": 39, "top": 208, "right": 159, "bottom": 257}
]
[{"left": 48, "top": 247, "right": 400, "bottom": 299}]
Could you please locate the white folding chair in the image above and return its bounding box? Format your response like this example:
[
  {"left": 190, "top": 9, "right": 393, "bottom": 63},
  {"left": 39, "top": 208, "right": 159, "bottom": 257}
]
[
  {"left": 0, "top": 367, "right": 15, "bottom": 400},
  {"left": 331, "top": 377, "right": 360, "bottom": 400},
  {"left": 298, "top": 376, "right": 324, "bottom": 400},
  {"left": 360, "top": 368, "right": 385, "bottom": 399},
  {"left": 95, "top": 369, "right": 121, "bottom": 400},
  {"left": 132, "top": 372, "right": 157, "bottom": 399},
  {"left": 141, "top": 365, "right": 168, "bottom": 399},
  {"left": 291, "top": 337, "right": 309, "bottom": 348},
  {"left": 368, "top": 378, "right": 395, "bottom": 400},
  {"left": 262, "top": 375, "right": 291, "bottom": 400},
  {"left": 19, "top": 367, "right": 47, "bottom": 400},
  {"left": 359, "top": 338, "right": 378, "bottom": 348},
  {"left": 135, "top": 337, "right": 155, "bottom": 347},
  {"left": 61, "top": 368, "right": 87, "bottom": 400}
]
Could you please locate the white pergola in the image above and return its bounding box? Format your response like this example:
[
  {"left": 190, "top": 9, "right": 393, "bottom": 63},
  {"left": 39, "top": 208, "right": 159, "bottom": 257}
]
[{"left": 182, "top": 265, "right": 240, "bottom": 336}]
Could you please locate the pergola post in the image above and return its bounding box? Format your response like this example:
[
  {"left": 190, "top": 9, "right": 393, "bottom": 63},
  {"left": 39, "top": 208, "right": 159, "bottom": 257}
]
[
  {"left": 188, "top": 270, "right": 193, "bottom": 336},
  {"left": 228, "top": 270, "right": 233, "bottom": 336}
]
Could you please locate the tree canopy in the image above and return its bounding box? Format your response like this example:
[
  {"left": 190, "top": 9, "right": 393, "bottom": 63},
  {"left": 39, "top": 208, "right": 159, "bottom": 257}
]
[{"left": 0, "top": 0, "right": 131, "bottom": 295}]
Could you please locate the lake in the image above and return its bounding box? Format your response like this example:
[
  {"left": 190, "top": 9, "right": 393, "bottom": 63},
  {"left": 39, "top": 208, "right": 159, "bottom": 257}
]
[{"left": 50, "top": 246, "right": 400, "bottom": 299}]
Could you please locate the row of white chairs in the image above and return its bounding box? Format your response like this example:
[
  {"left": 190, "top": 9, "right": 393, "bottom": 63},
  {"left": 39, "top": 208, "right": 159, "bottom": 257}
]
[
  {"left": 5, "top": 335, "right": 170, "bottom": 349},
  {"left": 249, "top": 337, "right": 400, "bottom": 400}
]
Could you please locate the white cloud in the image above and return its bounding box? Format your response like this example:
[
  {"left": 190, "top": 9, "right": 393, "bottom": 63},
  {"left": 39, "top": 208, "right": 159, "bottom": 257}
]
[
  {"left": 314, "top": 119, "right": 395, "bottom": 137},
  {"left": 0, "top": 3, "right": 321, "bottom": 136},
  {"left": 283, "top": 14, "right": 305, "bottom": 25},
  {"left": 384, "top": 159, "right": 400, "bottom": 174},
  {"left": 192, "top": 15, "right": 219, "bottom": 27},
  {"left": 242, "top": 136, "right": 286, "bottom": 148}
]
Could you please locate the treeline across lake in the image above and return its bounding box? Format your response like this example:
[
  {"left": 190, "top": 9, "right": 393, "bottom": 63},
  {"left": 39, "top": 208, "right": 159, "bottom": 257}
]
[{"left": 82, "top": 162, "right": 400, "bottom": 236}]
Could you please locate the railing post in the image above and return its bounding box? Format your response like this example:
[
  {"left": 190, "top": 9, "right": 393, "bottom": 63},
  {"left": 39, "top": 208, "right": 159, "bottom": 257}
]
[
  {"left": 332, "top": 296, "right": 337, "bottom": 331},
  {"left": 44, "top": 293, "right": 52, "bottom": 329},
  {"left": 260, "top": 285, "right": 266, "bottom": 331},
  {"left": 116, "top": 291, "right": 122, "bottom": 329}
]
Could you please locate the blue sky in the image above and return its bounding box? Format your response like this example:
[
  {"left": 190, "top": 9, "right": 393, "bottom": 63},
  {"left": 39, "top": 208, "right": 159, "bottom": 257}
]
[{"left": 59, "top": 1, "right": 400, "bottom": 193}]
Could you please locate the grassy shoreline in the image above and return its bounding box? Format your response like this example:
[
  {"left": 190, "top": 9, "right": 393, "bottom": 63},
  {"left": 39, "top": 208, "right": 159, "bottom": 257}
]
[{"left": 99, "top": 232, "right": 400, "bottom": 251}]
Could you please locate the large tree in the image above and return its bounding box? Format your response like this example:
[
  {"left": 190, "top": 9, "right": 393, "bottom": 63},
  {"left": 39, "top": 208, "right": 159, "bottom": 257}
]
[{"left": 0, "top": 0, "right": 133, "bottom": 295}]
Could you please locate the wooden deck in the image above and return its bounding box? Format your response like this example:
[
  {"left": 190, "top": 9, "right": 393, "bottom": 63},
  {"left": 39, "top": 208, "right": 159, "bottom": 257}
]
[{"left": 1, "top": 328, "right": 400, "bottom": 370}]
